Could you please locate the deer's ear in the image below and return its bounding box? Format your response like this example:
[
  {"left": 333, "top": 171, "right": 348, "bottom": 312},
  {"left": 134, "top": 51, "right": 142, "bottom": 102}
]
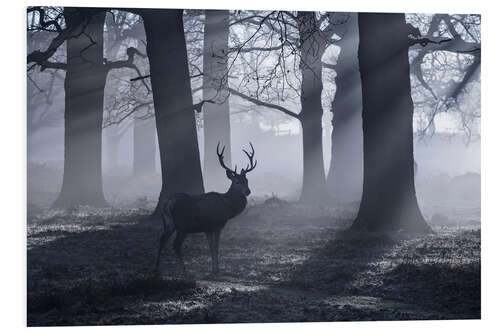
[{"left": 226, "top": 170, "right": 235, "bottom": 179}]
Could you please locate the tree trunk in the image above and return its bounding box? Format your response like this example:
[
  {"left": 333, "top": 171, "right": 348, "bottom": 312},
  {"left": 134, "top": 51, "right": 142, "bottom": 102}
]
[
  {"left": 299, "top": 111, "right": 328, "bottom": 204},
  {"left": 351, "top": 13, "right": 430, "bottom": 232},
  {"left": 297, "top": 12, "right": 328, "bottom": 204},
  {"left": 141, "top": 9, "right": 205, "bottom": 213},
  {"left": 133, "top": 117, "right": 157, "bottom": 176},
  {"left": 53, "top": 8, "right": 108, "bottom": 208},
  {"left": 202, "top": 10, "right": 232, "bottom": 192},
  {"left": 327, "top": 13, "right": 363, "bottom": 203},
  {"left": 104, "top": 126, "right": 120, "bottom": 171}
]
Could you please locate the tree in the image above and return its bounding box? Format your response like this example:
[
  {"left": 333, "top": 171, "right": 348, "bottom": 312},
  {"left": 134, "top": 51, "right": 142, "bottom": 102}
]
[
  {"left": 133, "top": 117, "right": 157, "bottom": 176},
  {"left": 27, "top": 21, "right": 65, "bottom": 146},
  {"left": 295, "top": 11, "right": 329, "bottom": 203},
  {"left": 202, "top": 10, "right": 232, "bottom": 191},
  {"left": 351, "top": 13, "right": 430, "bottom": 233},
  {"left": 27, "top": 67, "right": 64, "bottom": 161},
  {"left": 102, "top": 120, "right": 131, "bottom": 171},
  {"left": 326, "top": 13, "right": 363, "bottom": 203},
  {"left": 101, "top": 12, "right": 156, "bottom": 176},
  {"left": 53, "top": 8, "right": 108, "bottom": 207},
  {"left": 408, "top": 14, "right": 481, "bottom": 142},
  {"left": 27, "top": 7, "right": 145, "bottom": 208},
  {"left": 227, "top": 11, "right": 339, "bottom": 203},
  {"left": 138, "top": 9, "right": 205, "bottom": 213}
]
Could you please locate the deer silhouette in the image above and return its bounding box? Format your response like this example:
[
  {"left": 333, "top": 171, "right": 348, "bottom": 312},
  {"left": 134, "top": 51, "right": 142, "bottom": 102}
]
[{"left": 154, "top": 142, "right": 257, "bottom": 274}]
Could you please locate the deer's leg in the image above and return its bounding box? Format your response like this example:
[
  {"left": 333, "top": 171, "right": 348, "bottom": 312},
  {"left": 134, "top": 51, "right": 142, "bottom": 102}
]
[
  {"left": 154, "top": 218, "right": 175, "bottom": 273},
  {"left": 206, "top": 232, "right": 215, "bottom": 272},
  {"left": 173, "top": 231, "right": 187, "bottom": 270},
  {"left": 211, "top": 230, "right": 221, "bottom": 273},
  {"left": 205, "top": 232, "right": 213, "bottom": 252}
]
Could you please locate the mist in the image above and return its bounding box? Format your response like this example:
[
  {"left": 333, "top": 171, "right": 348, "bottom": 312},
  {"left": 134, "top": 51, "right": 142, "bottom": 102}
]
[{"left": 26, "top": 8, "right": 480, "bottom": 325}]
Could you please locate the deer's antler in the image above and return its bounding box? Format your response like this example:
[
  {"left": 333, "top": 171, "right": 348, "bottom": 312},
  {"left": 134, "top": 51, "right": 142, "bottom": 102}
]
[
  {"left": 241, "top": 142, "right": 257, "bottom": 175},
  {"left": 216, "top": 142, "right": 235, "bottom": 175}
]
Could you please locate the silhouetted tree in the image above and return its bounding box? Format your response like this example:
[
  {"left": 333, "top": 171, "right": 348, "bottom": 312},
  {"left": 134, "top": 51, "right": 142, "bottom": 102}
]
[
  {"left": 228, "top": 11, "right": 339, "bottom": 203},
  {"left": 202, "top": 10, "right": 232, "bottom": 191},
  {"left": 28, "top": 7, "right": 144, "bottom": 208},
  {"left": 27, "top": 67, "right": 64, "bottom": 161},
  {"left": 326, "top": 13, "right": 363, "bottom": 203},
  {"left": 138, "top": 9, "right": 205, "bottom": 213},
  {"left": 102, "top": 12, "right": 156, "bottom": 175},
  {"left": 133, "top": 117, "right": 157, "bottom": 176},
  {"left": 352, "top": 13, "right": 430, "bottom": 232},
  {"left": 408, "top": 14, "right": 480, "bottom": 141},
  {"left": 53, "top": 8, "right": 108, "bottom": 207},
  {"left": 295, "top": 11, "right": 329, "bottom": 203}
]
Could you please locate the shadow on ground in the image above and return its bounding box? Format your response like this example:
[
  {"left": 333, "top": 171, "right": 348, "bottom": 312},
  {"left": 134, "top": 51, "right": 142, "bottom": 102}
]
[{"left": 27, "top": 200, "right": 480, "bottom": 325}]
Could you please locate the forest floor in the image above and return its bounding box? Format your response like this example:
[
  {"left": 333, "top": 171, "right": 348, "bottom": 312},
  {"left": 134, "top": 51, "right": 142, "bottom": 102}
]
[{"left": 27, "top": 197, "right": 480, "bottom": 326}]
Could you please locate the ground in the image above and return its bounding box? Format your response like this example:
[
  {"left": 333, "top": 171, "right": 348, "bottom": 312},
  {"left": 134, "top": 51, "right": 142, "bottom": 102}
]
[{"left": 27, "top": 197, "right": 480, "bottom": 326}]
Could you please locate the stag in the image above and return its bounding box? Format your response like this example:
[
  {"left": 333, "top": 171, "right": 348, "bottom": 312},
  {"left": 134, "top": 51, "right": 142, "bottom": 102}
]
[{"left": 154, "top": 142, "right": 257, "bottom": 274}]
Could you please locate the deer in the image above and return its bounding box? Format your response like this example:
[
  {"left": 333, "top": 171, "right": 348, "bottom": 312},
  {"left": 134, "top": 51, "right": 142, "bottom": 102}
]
[{"left": 154, "top": 142, "right": 257, "bottom": 275}]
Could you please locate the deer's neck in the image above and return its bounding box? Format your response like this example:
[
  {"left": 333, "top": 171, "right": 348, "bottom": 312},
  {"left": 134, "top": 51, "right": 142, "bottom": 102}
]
[{"left": 222, "top": 188, "right": 247, "bottom": 219}]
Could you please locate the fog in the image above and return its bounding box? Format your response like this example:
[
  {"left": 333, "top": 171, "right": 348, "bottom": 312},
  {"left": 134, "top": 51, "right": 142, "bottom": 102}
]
[
  {"left": 27, "top": 10, "right": 480, "bottom": 211},
  {"left": 26, "top": 9, "right": 481, "bottom": 325},
  {"left": 27, "top": 109, "right": 480, "bottom": 206}
]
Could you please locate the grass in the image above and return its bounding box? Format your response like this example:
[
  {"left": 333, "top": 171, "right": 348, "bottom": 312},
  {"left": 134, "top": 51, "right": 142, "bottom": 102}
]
[{"left": 27, "top": 200, "right": 480, "bottom": 325}]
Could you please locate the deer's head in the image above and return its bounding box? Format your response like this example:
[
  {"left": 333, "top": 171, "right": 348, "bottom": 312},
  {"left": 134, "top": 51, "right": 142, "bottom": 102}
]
[{"left": 217, "top": 142, "right": 257, "bottom": 197}]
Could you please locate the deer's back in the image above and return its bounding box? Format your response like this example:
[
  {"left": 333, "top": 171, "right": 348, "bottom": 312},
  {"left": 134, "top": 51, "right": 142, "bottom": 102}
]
[{"left": 166, "top": 192, "right": 240, "bottom": 233}]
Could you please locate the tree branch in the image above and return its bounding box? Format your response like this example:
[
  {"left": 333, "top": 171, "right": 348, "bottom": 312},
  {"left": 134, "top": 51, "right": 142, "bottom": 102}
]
[
  {"left": 449, "top": 56, "right": 481, "bottom": 99},
  {"left": 104, "top": 46, "right": 145, "bottom": 71},
  {"left": 27, "top": 8, "right": 88, "bottom": 69},
  {"left": 228, "top": 87, "right": 298, "bottom": 119},
  {"left": 409, "top": 37, "right": 453, "bottom": 47}
]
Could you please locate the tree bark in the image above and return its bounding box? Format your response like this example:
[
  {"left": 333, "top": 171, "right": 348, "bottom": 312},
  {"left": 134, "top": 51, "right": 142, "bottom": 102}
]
[
  {"left": 53, "top": 8, "right": 108, "bottom": 208},
  {"left": 351, "top": 13, "right": 430, "bottom": 233},
  {"left": 326, "top": 13, "right": 363, "bottom": 203},
  {"left": 133, "top": 117, "right": 157, "bottom": 176},
  {"left": 202, "top": 10, "right": 232, "bottom": 192},
  {"left": 297, "top": 12, "right": 328, "bottom": 204},
  {"left": 299, "top": 110, "right": 328, "bottom": 204},
  {"left": 141, "top": 9, "right": 205, "bottom": 213},
  {"left": 104, "top": 126, "right": 120, "bottom": 171}
]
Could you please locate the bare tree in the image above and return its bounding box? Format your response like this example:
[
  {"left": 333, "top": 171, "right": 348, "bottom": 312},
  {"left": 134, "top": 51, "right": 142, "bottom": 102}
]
[
  {"left": 27, "top": 7, "right": 145, "bottom": 208},
  {"left": 101, "top": 11, "right": 157, "bottom": 176},
  {"left": 408, "top": 14, "right": 481, "bottom": 142},
  {"left": 352, "top": 13, "right": 430, "bottom": 232},
  {"left": 135, "top": 8, "right": 205, "bottom": 214},
  {"left": 326, "top": 13, "right": 363, "bottom": 203},
  {"left": 226, "top": 11, "right": 341, "bottom": 203},
  {"left": 202, "top": 10, "right": 232, "bottom": 191}
]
